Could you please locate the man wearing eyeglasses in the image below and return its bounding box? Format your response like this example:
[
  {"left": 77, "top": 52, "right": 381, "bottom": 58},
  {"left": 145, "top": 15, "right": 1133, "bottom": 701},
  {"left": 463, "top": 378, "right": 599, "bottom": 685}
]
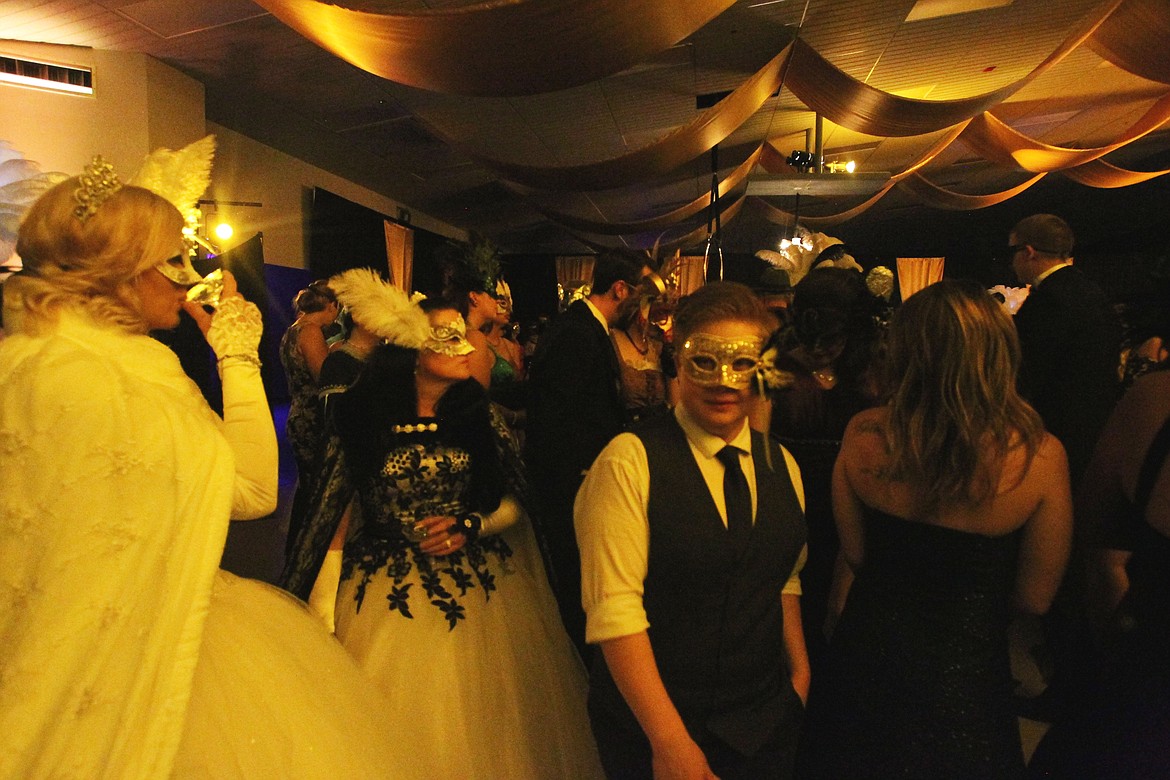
[{"left": 1009, "top": 213, "right": 1122, "bottom": 725}]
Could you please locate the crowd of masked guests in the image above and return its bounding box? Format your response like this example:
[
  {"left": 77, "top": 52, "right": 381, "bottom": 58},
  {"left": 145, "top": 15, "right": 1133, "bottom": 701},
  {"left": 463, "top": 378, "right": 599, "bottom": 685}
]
[{"left": 262, "top": 215, "right": 1170, "bottom": 778}]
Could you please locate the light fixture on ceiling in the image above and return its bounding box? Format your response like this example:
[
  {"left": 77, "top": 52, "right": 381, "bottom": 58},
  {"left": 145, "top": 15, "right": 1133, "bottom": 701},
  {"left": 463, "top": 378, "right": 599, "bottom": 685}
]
[
  {"left": 826, "top": 159, "right": 856, "bottom": 174},
  {"left": 214, "top": 222, "right": 234, "bottom": 241},
  {"left": 785, "top": 150, "right": 816, "bottom": 173}
]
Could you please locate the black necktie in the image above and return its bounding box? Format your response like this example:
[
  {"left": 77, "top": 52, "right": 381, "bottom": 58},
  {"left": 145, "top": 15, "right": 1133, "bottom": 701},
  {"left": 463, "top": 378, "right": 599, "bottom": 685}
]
[{"left": 716, "top": 445, "right": 752, "bottom": 540}]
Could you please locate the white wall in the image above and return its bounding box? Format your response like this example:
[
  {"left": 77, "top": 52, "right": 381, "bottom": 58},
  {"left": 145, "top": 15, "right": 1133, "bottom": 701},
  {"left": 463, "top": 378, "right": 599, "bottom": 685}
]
[
  {"left": 0, "top": 40, "right": 464, "bottom": 271},
  {"left": 206, "top": 124, "right": 465, "bottom": 269},
  {"left": 0, "top": 41, "right": 195, "bottom": 176}
]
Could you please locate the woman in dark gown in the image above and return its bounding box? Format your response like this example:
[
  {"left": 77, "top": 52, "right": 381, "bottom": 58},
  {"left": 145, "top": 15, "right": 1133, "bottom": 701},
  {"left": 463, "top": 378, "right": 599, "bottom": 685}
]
[
  {"left": 1028, "top": 362, "right": 1170, "bottom": 778},
  {"left": 804, "top": 280, "right": 1072, "bottom": 779}
]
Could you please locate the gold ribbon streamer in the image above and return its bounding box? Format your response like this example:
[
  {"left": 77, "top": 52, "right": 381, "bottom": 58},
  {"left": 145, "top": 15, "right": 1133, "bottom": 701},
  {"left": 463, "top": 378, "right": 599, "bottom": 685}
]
[
  {"left": 251, "top": 0, "right": 735, "bottom": 97},
  {"left": 961, "top": 94, "right": 1170, "bottom": 172},
  {"left": 783, "top": 0, "right": 1124, "bottom": 137},
  {"left": 1087, "top": 0, "right": 1170, "bottom": 85},
  {"left": 533, "top": 146, "right": 762, "bottom": 234},
  {"left": 435, "top": 40, "right": 794, "bottom": 191}
]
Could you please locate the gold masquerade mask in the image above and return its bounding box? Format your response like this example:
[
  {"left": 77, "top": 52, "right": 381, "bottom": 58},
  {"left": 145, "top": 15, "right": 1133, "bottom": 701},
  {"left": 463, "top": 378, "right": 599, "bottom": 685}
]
[
  {"left": 679, "top": 333, "right": 764, "bottom": 389},
  {"left": 423, "top": 315, "right": 475, "bottom": 356}
]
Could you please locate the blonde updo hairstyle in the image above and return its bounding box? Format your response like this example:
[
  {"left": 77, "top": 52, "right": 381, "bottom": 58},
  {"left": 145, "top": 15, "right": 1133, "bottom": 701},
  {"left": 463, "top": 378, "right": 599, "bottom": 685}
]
[{"left": 13, "top": 176, "right": 184, "bottom": 334}]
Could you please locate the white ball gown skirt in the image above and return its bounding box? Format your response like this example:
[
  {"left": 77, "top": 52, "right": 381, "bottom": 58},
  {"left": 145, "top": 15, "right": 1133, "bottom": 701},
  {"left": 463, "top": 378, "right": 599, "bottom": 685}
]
[
  {"left": 334, "top": 520, "right": 604, "bottom": 780},
  {"left": 175, "top": 570, "right": 420, "bottom": 779}
]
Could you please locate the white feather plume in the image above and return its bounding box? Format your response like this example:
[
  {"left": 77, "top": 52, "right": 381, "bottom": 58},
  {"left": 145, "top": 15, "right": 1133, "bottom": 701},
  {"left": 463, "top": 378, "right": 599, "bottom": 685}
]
[
  {"left": 328, "top": 267, "right": 430, "bottom": 349},
  {"left": 129, "top": 135, "right": 215, "bottom": 232},
  {"left": 0, "top": 143, "right": 68, "bottom": 269}
]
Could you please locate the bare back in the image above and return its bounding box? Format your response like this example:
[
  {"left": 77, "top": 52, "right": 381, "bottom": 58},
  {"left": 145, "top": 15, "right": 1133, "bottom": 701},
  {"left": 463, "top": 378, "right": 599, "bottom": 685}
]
[{"left": 834, "top": 406, "right": 1073, "bottom": 614}]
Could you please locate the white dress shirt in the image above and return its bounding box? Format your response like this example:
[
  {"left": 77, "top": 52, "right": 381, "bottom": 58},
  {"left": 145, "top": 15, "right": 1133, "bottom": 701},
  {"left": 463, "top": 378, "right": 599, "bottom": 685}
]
[{"left": 574, "top": 404, "right": 807, "bottom": 644}]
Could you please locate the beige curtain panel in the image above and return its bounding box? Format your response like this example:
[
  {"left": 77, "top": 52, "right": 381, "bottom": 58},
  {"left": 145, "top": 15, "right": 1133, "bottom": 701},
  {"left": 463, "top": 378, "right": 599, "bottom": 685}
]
[
  {"left": 896, "top": 258, "right": 946, "bottom": 301},
  {"left": 251, "top": 0, "right": 734, "bottom": 97}
]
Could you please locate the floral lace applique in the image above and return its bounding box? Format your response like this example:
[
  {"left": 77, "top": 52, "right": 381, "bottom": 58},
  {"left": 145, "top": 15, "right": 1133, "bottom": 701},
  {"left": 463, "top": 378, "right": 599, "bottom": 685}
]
[{"left": 344, "top": 534, "right": 514, "bottom": 630}]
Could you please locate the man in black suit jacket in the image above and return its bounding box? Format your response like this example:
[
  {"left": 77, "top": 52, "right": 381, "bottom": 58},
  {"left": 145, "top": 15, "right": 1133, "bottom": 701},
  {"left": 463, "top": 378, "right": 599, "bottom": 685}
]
[
  {"left": 1009, "top": 213, "right": 1122, "bottom": 722},
  {"left": 526, "top": 249, "right": 646, "bottom": 657},
  {"left": 1010, "top": 214, "right": 1121, "bottom": 489}
]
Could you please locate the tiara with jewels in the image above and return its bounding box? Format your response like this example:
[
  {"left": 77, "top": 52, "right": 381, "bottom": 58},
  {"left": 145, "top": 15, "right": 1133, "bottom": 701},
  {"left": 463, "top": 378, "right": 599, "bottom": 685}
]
[{"left": 73, "top": 156, "right": 123, "bottom": 223}]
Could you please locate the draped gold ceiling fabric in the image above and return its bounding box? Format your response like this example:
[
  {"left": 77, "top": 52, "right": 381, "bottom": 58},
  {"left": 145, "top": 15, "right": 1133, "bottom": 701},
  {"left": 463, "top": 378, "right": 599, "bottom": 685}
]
[
  {"left": 250, "top": 0, "right": 735, "bottom": 97},
  {"left": 1061, "top": 159, "right": 1170, "bottom": 187},
  {"left": 569, "top": 194, "right": 747, "bottom": 252},
  {"left": 782, "top": 0, "right": 1124, "bottom": 137},
  {"left": 897, "top": 171, "right": 1048, "bottom": 210},
  {"left": 256, "top": 0, "right": 1170, "bottom": 237},
  {"left": 534, "top": 147, "right": 762, "bottom": 235},
  {"left": 447, "top": 41, "right": 794, "bottom": 191},
  {"left": 1087, "top": 0, "right": 1170, "bottom": 85},
  {"left": 961, "top": 96, "right": 1170, "bottom": 172}
]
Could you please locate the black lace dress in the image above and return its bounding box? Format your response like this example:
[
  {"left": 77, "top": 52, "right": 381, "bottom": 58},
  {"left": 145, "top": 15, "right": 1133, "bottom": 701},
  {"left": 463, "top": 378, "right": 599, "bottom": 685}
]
[
  {"left": 332, "top": 417, "right": 603, "bottom": 779},
  {"left": 805, "top": 508, "right": 1025, "bottom": 779}
]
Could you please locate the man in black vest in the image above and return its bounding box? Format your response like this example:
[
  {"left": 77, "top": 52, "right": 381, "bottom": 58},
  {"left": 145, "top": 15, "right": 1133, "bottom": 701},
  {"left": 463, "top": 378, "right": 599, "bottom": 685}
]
[
  {"left": 526, "top": 248, "right": 647, "bottom": 658},
  {"left": 576, "top": 282, "right": 809, "bottom": 779}
]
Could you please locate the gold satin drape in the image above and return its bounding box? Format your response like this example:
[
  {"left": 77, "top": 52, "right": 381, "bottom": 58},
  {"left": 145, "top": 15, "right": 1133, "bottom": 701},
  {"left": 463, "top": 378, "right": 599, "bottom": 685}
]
[
  {"left": 1062, "top": 159, "right": 1170, "bottom": 187},
  {"left": 444, "top": 41, "right": 794, "bottom": 191},
  {"left": 1087, "top": 0, "right": 1170, "bottom": 84},
  {"left": 534, "top": 147, "right": 762, "bottom": 235},
  {"left": 251, "top": 0, "right": 735, "bottom": 97},
  {"left": 256, "top": 0, "right": 1170, "bottom": 234}
]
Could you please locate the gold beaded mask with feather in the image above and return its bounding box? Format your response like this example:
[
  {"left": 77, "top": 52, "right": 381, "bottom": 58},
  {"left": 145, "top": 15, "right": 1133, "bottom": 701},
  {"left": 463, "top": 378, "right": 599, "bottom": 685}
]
[{"left": 422, "top": 315, "right": 475, "bottom": 356}]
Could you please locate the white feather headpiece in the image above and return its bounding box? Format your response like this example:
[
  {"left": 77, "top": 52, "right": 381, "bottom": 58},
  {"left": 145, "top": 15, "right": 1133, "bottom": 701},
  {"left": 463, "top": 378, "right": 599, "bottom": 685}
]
[
  {"left": 129, "top": 135, "right": 215, "bottom": 237},
  {"left": 328, "top": 267, "right": 430, "bottom": 349}
]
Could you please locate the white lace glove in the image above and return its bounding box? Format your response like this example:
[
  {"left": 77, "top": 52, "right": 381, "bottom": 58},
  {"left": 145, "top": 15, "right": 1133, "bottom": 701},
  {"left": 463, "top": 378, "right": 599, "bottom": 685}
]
[
  {"left": 206, "top": 295, "right": 277, "bottom": 519},
  {"left": 206, "top": 295, "right": 263, "bottom": 366}
]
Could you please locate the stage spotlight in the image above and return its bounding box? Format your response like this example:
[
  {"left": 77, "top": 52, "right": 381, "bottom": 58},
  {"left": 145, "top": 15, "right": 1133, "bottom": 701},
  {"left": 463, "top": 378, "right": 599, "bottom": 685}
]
[{"left": 785, "top": 150, "right": 815, "bottom": 172}]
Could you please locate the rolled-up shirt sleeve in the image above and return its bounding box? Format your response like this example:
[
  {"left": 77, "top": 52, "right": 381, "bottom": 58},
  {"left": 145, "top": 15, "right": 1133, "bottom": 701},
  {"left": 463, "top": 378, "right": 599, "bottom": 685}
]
[
  {"left": 574, "top": 432, "right": 652, "bottom": 644},
  {"left": 779, "top": 445, "right": 806, "bottom": 596}
]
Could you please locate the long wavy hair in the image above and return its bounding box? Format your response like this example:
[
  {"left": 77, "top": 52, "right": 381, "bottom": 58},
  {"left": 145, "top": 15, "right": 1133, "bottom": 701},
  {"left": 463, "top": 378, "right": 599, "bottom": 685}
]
[
  {"left": 334, "top": 298, "right": 505, "bottom": 515},
  {"left": 13, "top": 177, "right": 184, "bottom": 334},
  {"left": 882, "top": 279, "right": 1045, "bottom": 512}
]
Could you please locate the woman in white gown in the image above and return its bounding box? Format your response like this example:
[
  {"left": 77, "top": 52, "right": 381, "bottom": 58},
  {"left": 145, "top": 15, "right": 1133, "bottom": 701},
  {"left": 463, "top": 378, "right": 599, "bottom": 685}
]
[
  {"left": 0, "top": 161, "right": 414, "bottom": 778},
  {"left": 317, "top": 271, "right": 603, "bottom": 779}
]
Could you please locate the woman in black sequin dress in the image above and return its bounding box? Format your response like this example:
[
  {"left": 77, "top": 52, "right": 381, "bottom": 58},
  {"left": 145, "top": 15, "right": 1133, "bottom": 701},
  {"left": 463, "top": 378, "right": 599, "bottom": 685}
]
[{"left": 804, "top": 281, "right": 1072, "bottom": 779}]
